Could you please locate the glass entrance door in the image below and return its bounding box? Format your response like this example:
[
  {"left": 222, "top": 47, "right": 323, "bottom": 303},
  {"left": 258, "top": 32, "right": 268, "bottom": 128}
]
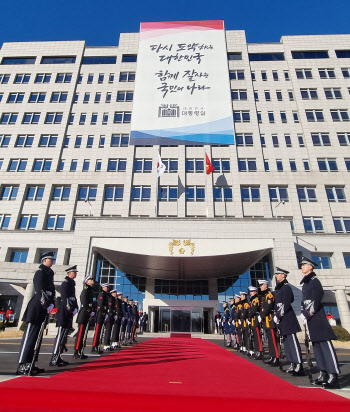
[
  {"left": 171, "top": 310, "right": 191, "bottom": 332},
  {"left": 159, "top": 307, "right": 203, "bottom": 333}
]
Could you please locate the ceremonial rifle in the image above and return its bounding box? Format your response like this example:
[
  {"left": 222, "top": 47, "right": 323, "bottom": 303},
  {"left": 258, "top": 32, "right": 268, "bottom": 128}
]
[
  {"left": 304, "top": 324, "right": 313, "bottom": 382},
  {"left": 28, "top": 313, "right": 49, "bottom": 376}
]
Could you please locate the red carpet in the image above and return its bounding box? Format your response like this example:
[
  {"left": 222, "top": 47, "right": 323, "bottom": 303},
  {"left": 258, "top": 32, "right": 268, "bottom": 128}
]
[{"left": 1, "top": 338, "right": 349, "bottom": 412}]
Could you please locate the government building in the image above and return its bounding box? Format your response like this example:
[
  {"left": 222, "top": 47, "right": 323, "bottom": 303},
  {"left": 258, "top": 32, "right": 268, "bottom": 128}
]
[{"left": 0, "top": 21, "right": 349, "bottom": 334}]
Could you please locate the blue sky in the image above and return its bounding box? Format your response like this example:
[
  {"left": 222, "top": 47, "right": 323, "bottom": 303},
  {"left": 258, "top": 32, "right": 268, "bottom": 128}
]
[{"left": 0, "top": 0, "right": 348, "bottom": 48}]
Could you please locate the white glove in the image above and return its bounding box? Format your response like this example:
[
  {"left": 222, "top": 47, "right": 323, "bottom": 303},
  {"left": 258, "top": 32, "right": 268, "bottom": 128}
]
[
  {"left": 300, "top": 314, "right": 307, "bottom": 325},
  {"left": 238, "top": 320, "right": 241, "bottom": 325},
  {"left": 73, "top": 308, "right": 78, "bottom": 316},
  {"left": 247, "top": 320, "right": 251, "bottom": 326},
  {"left": 114, "top": 315, "right": 118, "bottom": 320},
  {"left": 258, "top": 315, "right": 262, "bottom": 323},
  {"left": 273, "top": 315, "right": 279, "bottom": 324},
  {"left": 91, "top": 312, "right": 95, "bottom": 317},
  {"left": 47, "top": 304, "right": 54, "bottom": 314}
]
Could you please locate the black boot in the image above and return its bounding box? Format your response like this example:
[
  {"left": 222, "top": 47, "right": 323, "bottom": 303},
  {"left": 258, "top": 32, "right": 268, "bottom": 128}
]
[
  {"left": 265, "top": 357, "right": 274, "bottom": 364},
  {"left": 312, "top": 371, "right": 328, "bottom": 385},
  {"left": 31, "top": 364, "right": 45, "bottom": 374},
  {"left": 291, "top": 363, "right": 305, "bottom": 376},
  {"left": 16, "top": 363, "right": 30, "bottom": 376},
  {"left": 254, "top": 351, "right": 263, "bottom": 360},
  {"left": 270, "top": 358, "right": 280, "bottom": 367},
  {"left": 73, "top": 350, "right": 80, "bottom": 359},
  {"left": 322, "top": 373, "right": 340, "bottom": 389},
  {"left": 285, "top": 363, "right": 295, "bottom": 374}
]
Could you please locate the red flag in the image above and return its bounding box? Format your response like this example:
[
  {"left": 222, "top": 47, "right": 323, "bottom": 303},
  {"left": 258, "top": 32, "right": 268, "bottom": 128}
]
[{"left": 206, "top": 153, "right": 215, "bottom": 174}]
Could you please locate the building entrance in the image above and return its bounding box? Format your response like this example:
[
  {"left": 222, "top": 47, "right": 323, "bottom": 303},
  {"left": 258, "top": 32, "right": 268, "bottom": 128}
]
[{"left": 159, "top": 307, "right": 203, "bottom": 333}]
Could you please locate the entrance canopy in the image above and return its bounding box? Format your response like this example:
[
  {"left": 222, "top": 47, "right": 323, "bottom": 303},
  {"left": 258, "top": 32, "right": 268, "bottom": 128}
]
[{"left": 92, "top": 238, "right": 273, "bottom": 279}]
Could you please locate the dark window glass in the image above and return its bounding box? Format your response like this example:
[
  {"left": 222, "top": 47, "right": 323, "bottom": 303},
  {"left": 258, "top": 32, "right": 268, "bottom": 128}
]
[
  {"left": 292, "top": 51, "right": 329, "bottom": 59},
  {"left": 249, "top": 53, "right": 285, "bottom": 61},
  {"left": 2, "top": 57, "right": 36, "bottom": 65},
  {"left": 122, "top": 55, "right": 137, "bottom": 63},
  {"left": 335, "top": 50, "right": 350, "bottom": 58},
  {"left": 41, "top": 56, "right": 76, "bottom": 64},
  {"left": 82, "top": 56, "right": 117, "bottom": 65},
  {"left": 227, "top": 53, "right": 242, "bottom": 60}
]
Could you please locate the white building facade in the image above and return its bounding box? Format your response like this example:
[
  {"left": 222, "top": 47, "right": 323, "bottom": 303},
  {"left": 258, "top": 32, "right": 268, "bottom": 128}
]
[{"left": 0, "top": 24, "right": 349, "bottom": 333}]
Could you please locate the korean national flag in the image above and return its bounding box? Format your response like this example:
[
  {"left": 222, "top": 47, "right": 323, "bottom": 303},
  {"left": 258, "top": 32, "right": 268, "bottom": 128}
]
[{"left": 157, "top": 151, "right": 166, "bottom": 177}]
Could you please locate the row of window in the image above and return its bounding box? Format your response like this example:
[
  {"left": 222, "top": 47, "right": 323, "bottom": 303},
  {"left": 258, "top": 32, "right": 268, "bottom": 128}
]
[{"left": 230, "top": 50, "right": 350, "bottom": 62}]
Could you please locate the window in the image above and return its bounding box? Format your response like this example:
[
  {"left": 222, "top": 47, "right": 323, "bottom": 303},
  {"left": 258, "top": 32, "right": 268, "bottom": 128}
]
[
  {"left": 249, "top": 53, "right": 284, "bottom": 61},
  {"left": 70, "top": 159, "right": 77, "bottom": 171},
  {"left": 109, "top": 73, "right": 114, "bottom": 83},
  {"left": 95, "top": 159, "right": 102, "bottom": 171},
  {"left": 35, "top": 73, "right": 51, "bottom": 83},
  {"left": 324, "top": 88, "right": 342, "bottom": 99},
  {"left": 159, "top": 186, "right": 178, "bottom": 201},
  {"left": 108, "top": 158, "right": 127, "bottom": 172},
  {"left": 110, "top": 134, "right": 129, "bottom": 147},
  {"left": 311, "top": 254, "right": 332, "bottom": 269},
  {"left": 276, "top": 90, "right": 282, "bottom": 101},
  {"left": 105, "top": 92, "right": 112, "bottom": 103},
  {"left": 269, "top": 187, "right": 288, "bottom": 202},
  {"left": 241, "top": 186, "right": 260, "bottom": 202},
  {"left": 251, "top": 71, "right": 256, "bottom": 81},
  {"left": 260, "top": 135, "right": 266, "bottom": 147},
  {"left": 292, "top": 51, "right": 329, "bottom": 59},
  {"left": 303, "top": 217, "right": 324, "bottom": 233},
  {"left": 131, "top": 186, "right": 151, "bottom": 201},
  {"left": 7, "top": 92, "right": 24, "bottom": 103},
  {"left": 236, "top": 134, "right": 253, "bottom": 146},
  {"left": 32, "top": 159, "right": 51, "bottom": 172},
  {"left": 338, "top": 133, "right": 350, "bottom": 146},
  {"left": 280, "top": 112, "right": 287, "bottom": 123},
  {"left": 276, "top": 159, "right": 283, "bottom": 171},
  {"left": 296, "top": 69, "right": 312, "bottom": 79},
  {"left": 297, "top": 187, "right": 317, "bottom": 202},
  {"left": 233, "top": 111, "right": 250, "bottom": 122},
  {"left": 345, "top": 158, "right": 350, "bottom": 171},
  {"left": 22, "top": 112, "right": 40, "bottom": 124},
  {"left": 272, "top": 135, "right": 279, "bottom": 147},
  {"left": 273, "top": 71, "right": 279, "bottom": 81},
  {"left": 306, "top": 110, "right": 324, "bottom": 122},
  {"left": 28, "top": 92, "right": 46, "bottom": 103},
  {"left": 319, "top": 68, "right": 336, "bottom": 79},
  {"left": 0, "top": 135, "right": 10, "bottom": 147},
  {"left": 19, "top": 215, "right": 38, "bottom": 230},
  {"left": 78, "top": 186, "right": 97, "bottom": 201},
  {"left": 119, "top": 72, "right": 135, "bottom": 82},
  {"left": 212, "top": 159, "right": 230, "bottom": 173},
  {"left": 45, "top": 112, "right": 63, "bottom": 124},
  {"left": 98, "top": 74, "right": 104, "bottom": 84},
  {"left": 117, "top": 91, "right": 134, "bottom": 102},
  {"left": 162, "top": 159, "right": 178, "bottom": 173},
  {"left": 311, "top": 133, "right": 331, "bottom": 146},
  {"left": 342, "top": 68, "right": 350, "bottom": 78},
  {"left": 69, "top": 113, "right": 74, "bottom": 124},
  {"left": 94, "top": 92, "right": 101, "bottom": 103},
  {"left": 285, "top": 135, "right": 292, "bottom": 147},
  {"left": 87, "top": 136, "right": 94, "bottom": 148},
  {"left": 257, "top": 112, "right": 262, "bottom": 123},
  {"left": 326, "top": 187, "right": 346, "bottom": 202},
  {"left": 331, "top": 109, "right": 349, "bottom": 122},
  {"left": 0, "top": 74, "right": 10, "bottom": 84},
  {"left": 284, "top": 71, "right": 290, "bottom": 81},
  {"left": 268, "top": 112, "right": 275, "bottom": 123},
  {"left": 113, "top": 111, "right": 131, "bottom": 123},
  {"left": 1, "top": 113, "right": 18, "bottom": 124},
  {"left": 39, "top": 135, "right": 57, "bottom": 147},
  {"left": 263, "top": 90, "right": 270, "bottom": 101},
  {"left": 41, "top": 56, "right": 76, "bottom": 64},
  {"left": 82, "top": 159, "right": 90, "bottom": 171},
  {"left": 229, "top": 70, "right": 244, "bottom": 80},
  {"left": 290, "top": 160, "right": 297, "bottom": 171},
  {"left": 79, "top": 113, "right": 86, "bottom": 125},
  {"left": 0, "top": 93, "right": 2, "bottom": 102},
  {"left": 102, "top": 112, "right": 109, "bottom": 124},
  {"left": 336, "top": 50, "right": 350, "bottom": 58},
  {"left": 50, "top": 92, "right": 68, "bottom": 103},
  {"left": 261, "top": 71, "right": 267, "bottom": 81},
  {"left": 298, "top": 135, "right": 305, "bottom": 147},
  {"left": 52, "top": 186, "right": 70, "bottom": 201},
  {"left": 90, "top": 113, "right": 98, "bottom": 124},
  {"left": 0, "top": 186, "right": 18, "bottom": 200},
  {"left": 83, "top": 93, "right": 90, "bottom": 103},
  {"left": 46, "top": 215, "right": 65, "bottom": 230},
  {"left": 104, "top": 186, "right": 124, "bottom": 201},
  {"left": 75, "top": 136, "right": 82, "bottom": 148},
  {"left": 231, "top": 90, "right": 247, "bottom": 100},
  {"left": 227, "top": 52, "right": 242, "bottom": 60},
  {"left": 213, "top": 187, "right": 232, "bottom": 202},
  {"left": 134, "top": 159, "right": 152, "bottom": 173},
  {"left": 300, "top": 88, "right": 318, "bottom": 99},
  {"left": 185, "top": 186, "right": 205, "bottom": 202},
  {"left": 344, "top": 254, "right": 350, "bottom": 268},
  {"left": 288, "top": 90, "right": 294, "bottom": 100},
  {"left": 99, "top": 136, "right": 105, "bottom": 147},
  {"left": 303, "top": 159, "right": 310, "bottom": 171},
  {"left": 14, "top": 74, "right": 30, "bottom": 84},
  {"left": 10, "top": 249, "right": 28, "bottom": 262},
  {"left": 55, "top": 73, "right": 72, "bottom": 83},
  {"left": 264, "top": 160, "right": 269, "bottom": 171},
  {"left": 8, "top": 159, "right": 27, "bottom": 171},
  {"left": 185, "top": 159, "right": 204, "bottom": 173},
  {"left": 26, "top": 186, "right": 44, "bottom": 201},
  {"left": 82, "top": 56, "right": 117, "bottom": 65},
  {"left": 318, "top": 158, "right": 338, "bottom": 171},
  {"left": 59, "top": 160, "right": 65, "bottom": 171},
  {"left": 122, "top": 54, "right": 137, "bottom": 63},
  {"left": 254, "top": 91, "right": 259, "bottom": 101},
  {"left": 238, "top": 158, "right": 257, "bottom": 172}
]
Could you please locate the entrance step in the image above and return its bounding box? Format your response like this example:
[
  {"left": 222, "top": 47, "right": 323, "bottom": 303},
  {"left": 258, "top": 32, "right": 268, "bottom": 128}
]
[{"left": 170, "top": 332, "right": 191, "bottom": 338}]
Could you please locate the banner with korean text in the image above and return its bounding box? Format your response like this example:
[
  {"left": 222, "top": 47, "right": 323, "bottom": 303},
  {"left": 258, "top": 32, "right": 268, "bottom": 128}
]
[{"left": 130, "top": 21, "right": 235, "bottom": 145}]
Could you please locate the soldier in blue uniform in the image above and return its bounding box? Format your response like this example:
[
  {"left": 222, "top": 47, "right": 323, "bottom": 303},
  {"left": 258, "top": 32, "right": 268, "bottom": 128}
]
[
  {"left": 248, "top": 286, "right": 263, "bottom": 360},
  {"left": 74, "top": 275, "right": 95, "bottom": 359},
  {"left": 222, "top": 301, "right": 231, "bottom": 347},
  {"left": 258, "top": 279, "right": 280, "bottom": 366},
  {"left": 91, "top": 283, "right": 109, "bottom": 353},
  {"left": 50, "top": 265, "right": 79, "bottom": 366},
  {"left": 229, "top": 298, "right": 237, "bottom": 348},
  {"left": 131, "top": 300, "right": 139, "bottom": 342},
  {"left": 300, "top": 256, "right": 340, "bottom": 389},
  {"left": 111, "top": 291, "right": 123, "bottom": 349},
  {"left": 17, "top": 252, "right": 56, "bottom": 375},
  {"left": 274, "top": 267, "right": 304, "bottom": 375},
  {"left": 126, "top": 298, "right": 134, "bottom": 344},
  {"left": 120, "top": 295, "right": 129, "bottom": 345},
  {"left": 103, "top": 289, "right": 117, "bottom": 351}
]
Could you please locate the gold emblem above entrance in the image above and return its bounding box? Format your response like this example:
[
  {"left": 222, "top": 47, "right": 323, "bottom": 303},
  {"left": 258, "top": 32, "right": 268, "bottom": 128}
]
[{"left": 169, "top": 240, "right": 195, "bottom": 256}]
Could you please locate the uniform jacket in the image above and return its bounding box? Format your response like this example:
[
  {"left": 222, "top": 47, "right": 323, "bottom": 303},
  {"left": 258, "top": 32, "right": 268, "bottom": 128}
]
[
  {"left": 248, "top": 294, "right": 260, "bottom": 327},
  {"left": 23, "top": 264, "right": 55, "bottom": 324},
  {"left": 114, "top": 298, "right": 123, "bottom": 318},
  {"left": 127, "top": 303, "right": 133, "bottom": 319},
  {"left": 230, "top": 304, "right": 236, "bottom": 321},
  {"left": 241, "top": 299, "right": 250, "bottom": 329},
  {"left": 132, "top": 305, "right": 139, "bottom": 322},
  {"left": 96, "top": 290, "right": 109, "bottom": 324},
  {"left": 105, "top": 295, "right": 116, "bottom": 323},
  {"left": 223, "top": 306, "right": 230, "bottom": 322},
  {"left": 122, "top": 301, "right": 128, "bottom": 318},
  {"left": 235, "top": 302, "right": 243, "bottom": 328},
  {"left": 274, "top": 279, "right": 301, "bottom": 336},
  {"left": 260, "top": 289, "right": 276, "bottom": 330},
  {"left": 56, "top": 276, "right": 78, "bottom": 328},
  {"left": 301, "top": 272, "right": 337, "bottom": 342},
  {"left": 77, "top": 284, "right": 94, "bottom": 324}
]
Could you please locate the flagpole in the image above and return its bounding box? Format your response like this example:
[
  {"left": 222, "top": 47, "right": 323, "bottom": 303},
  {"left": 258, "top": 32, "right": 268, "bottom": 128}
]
[{"left": 205, "top": 149, "right": 209, "bottom": 218}]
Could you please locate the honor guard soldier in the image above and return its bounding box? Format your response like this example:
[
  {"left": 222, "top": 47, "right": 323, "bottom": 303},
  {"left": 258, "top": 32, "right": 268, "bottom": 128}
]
[
  {"left": 17, "top": 252, "right": 56, "bottom": 375},
  {"left": 240, "top": 291, "right": 251, "bottom": 355},
  {"left": 274, "top": 267, "right": 304, "bottom": 375},
  {"left": 248, "top": 286, "right": 263, "bottom": 360},
  {"left": 50, "top": 265, "right": 78, "bottom": 367},
  {"left": 300, "top": 256, "right": 340, "bottom": 389},
  {"left": 234, "top": 295, "right": 243, "bottom": 351},
  {"left": 258, "top": 279, "right": 280, "bottom": 366},
  {"left": 120, "top": 296, "right": 129, "bottom": 345},
  {"left": 103, "top": 289, "right": 117, "bottom": 351},
  {"left": 229, "top": 298, "right": 237, "bottom": 348},
  {"left": 131, "top": 301, "right": 139, "bottom": 342},
  {"left": 126, "top": 298, "right": 134, "bottom": 344},
  {"left": 74, "top": 275, "right": 95, "bottom": 359},
  {"left": 222, "top": 301, "right": 231, "bottom": 347},
  {"left": 92, "top": 283, "right": 110, "bottom": 353},
  {"left": 111, "top": 291, "right": 123, "bottom": 348}
]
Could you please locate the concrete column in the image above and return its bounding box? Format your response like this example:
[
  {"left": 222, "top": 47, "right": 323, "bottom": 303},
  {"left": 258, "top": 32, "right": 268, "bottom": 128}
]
[
  {"left": 334, "top": 288, "right": 350, "bottom": 333},
  {"left": 17, "top": 282, "right": 34, "bottom": 329},
  {"left": 208, "top": 278, "right": 218, "bottom": 300},
  {"left": 145, "top": 278, "right": 155, "bottom": 299}
]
